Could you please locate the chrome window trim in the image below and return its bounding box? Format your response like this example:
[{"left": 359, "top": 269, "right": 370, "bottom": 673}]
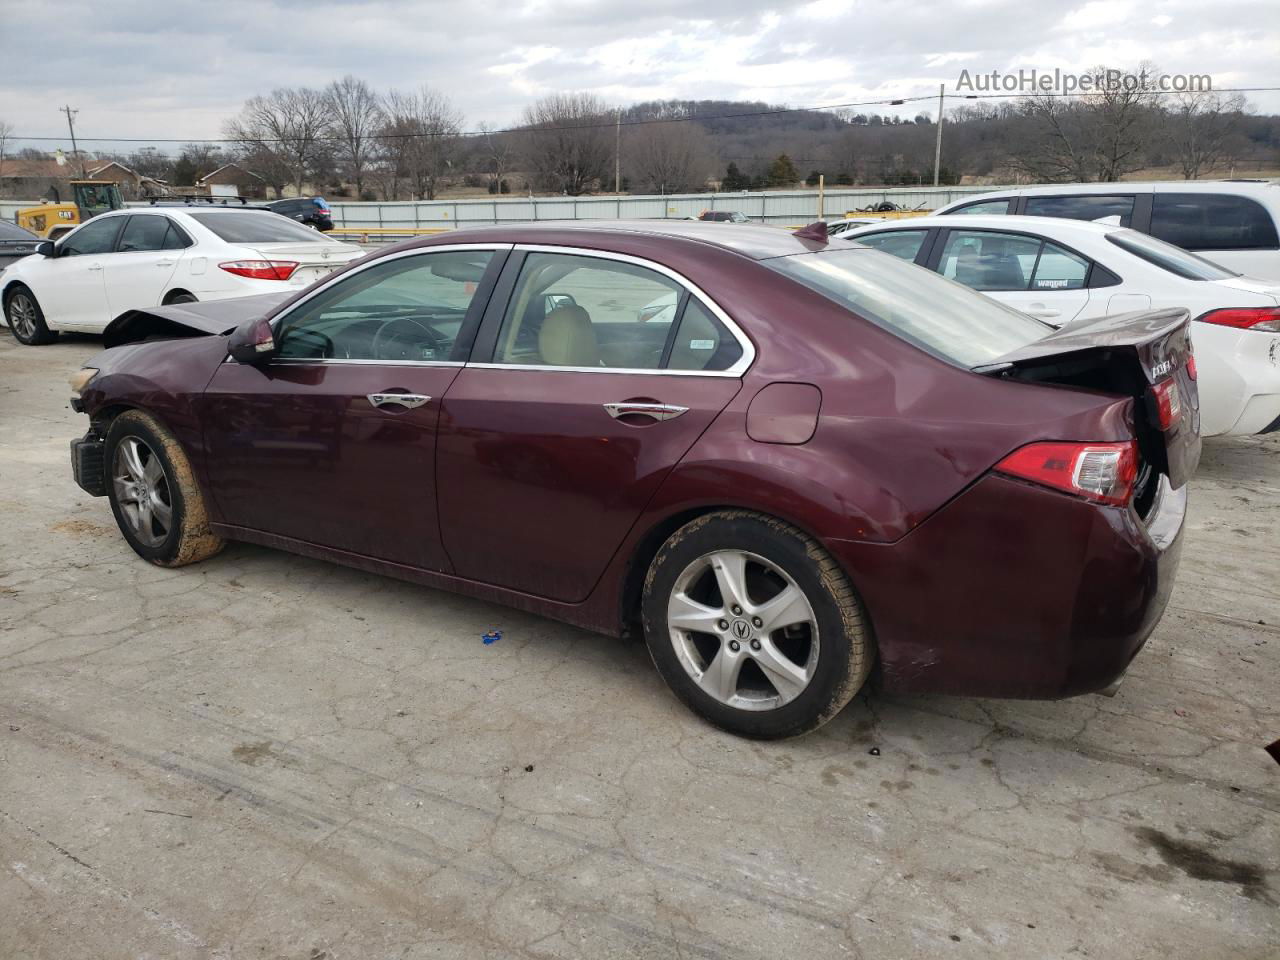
[
  {"left": 267, "top": 243, "right": 513, "bottom": 334},
  {"left": 480, "top": 243, "right": 756, "bottom": 378},
  {"left": 261, "top": 243, "right": 511, "bottom": 367}
]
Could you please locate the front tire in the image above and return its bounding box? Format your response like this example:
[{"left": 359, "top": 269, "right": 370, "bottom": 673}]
[
  {"left": 4, "top": 285, "right": 57, "bottom": 345},
  {"left": 104, "top": 411, "right": 224, "bottom": 567},
  {"left": 641, "top": 510, "right": 874, "bottom": 739}
]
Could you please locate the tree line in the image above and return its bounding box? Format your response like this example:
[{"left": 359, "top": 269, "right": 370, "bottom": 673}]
[{"left": 3, "top": 66, "right": 1274, "bottom": 202}]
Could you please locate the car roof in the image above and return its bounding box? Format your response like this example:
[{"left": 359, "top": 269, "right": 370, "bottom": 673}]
[
  {"left": 949, "top": 180, "right": 1279, "bottom": 201},
  {"left": 901, "top": 214, "right": 1124, "bottom": 237},
  {"left": 407, "top": 219, "right": 833, "bottom": 260}
]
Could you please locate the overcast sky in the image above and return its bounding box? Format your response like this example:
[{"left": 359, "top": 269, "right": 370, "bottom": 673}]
[{"left": 1, "top": 0, "right": 1276, "bottom": 151}]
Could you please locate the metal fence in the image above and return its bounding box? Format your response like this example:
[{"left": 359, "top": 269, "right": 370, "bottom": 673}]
[
  {"left": 2, "top": 185, "right": 999, "bottom": 231},
  {"left": 324, "top": 186, "right": 998, "bottom": 231}
]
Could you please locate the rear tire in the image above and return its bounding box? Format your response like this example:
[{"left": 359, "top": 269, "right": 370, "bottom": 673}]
[
  {"left": 104, "top": 410, "right": 224, "bottom": 567},
  {"left": 4, "top": 285, "right": 57, "bottom": 345},
  {"left": 641, "top": 510, "right": 874, "bottom": 739}
]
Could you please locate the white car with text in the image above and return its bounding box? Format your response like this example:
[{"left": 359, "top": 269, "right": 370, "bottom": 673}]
[
  {"left": 2, "top": 207, "right": 364, "bottom": 346},
  {"left": 843, "top": 214, "right": 1280, "bottom": 437}
]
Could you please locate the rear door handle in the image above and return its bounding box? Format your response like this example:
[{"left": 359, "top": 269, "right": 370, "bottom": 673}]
[
  {"left": 87, "top": 263, "right": 103, "bottom": 272},
  {"left": 603, "top": 402, "right": 688, "bottom": 421},
  {"left": 1027, "top": 304, "right": 1062, "bottom": 318},
  {"left": 155, "top": 258, "right": 177, "bottom": 267},
  {"left": 367, "top": 393, "right": 430, "bottom": 409}
]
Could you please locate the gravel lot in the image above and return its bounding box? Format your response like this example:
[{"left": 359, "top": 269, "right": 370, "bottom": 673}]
[{"left": 1, "top": 331, "right": 1277, "bottom": 959}]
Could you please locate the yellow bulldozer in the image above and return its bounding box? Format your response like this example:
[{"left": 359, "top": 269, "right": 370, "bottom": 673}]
[{"left": 16, "top": 180, "right": 125, "bottom": 241}]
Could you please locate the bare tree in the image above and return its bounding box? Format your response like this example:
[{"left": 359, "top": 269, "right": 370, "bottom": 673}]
[
  {"left": 477, "top": 121, "right": 514, "bottom": 193},
  {"left": 625, "top": 120, "right": 715, "bottom": 194},
  {"left": 1008, "top": 66, "right": 1160, "bottom": 182},
  {"left": 225, "top": 87, "right": 330, "bottom": 196},
  {"left": 521, "top": 93, "right": 613, "bottom": 195},
  {"left": 380, "top": 87, "right": 462, "bottom": 200},
  {"left": 326, "top": 75, "right": 383, "bottom": 197},
  {"left": 0, "top": 120, "right": 12, "bottom": 178},
  {"left": 1165, "top": 90, "right": 1247, "bottom": 179}
]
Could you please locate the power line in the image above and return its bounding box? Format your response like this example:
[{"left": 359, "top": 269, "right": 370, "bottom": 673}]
[{"left": 10, "top": 85, "right": 1275, "bottom": 147}]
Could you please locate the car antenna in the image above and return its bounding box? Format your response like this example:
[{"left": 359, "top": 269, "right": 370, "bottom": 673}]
[{"left": 793, "top": 221, "right": 828, "bottom": 244}]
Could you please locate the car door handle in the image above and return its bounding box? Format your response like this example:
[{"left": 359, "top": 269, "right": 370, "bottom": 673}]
[
  {"left": 1027, "top": 304, "right": 1062, "bottom": 318},
  {"left": 603, "top": 402, "right": 689, "bottom": 421},
  {"left": 367, "top": 393, "right": 431, "bottom": 409},
  {"left": 87, "top": 263, "right": 103, "bottom": 272},
  {"left": 155, "top": 258, "right": 177, "bottom": 267}
]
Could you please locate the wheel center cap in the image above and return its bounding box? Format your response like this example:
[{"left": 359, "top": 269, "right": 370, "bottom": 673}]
[{"left": 730, "top": 619, "right": 752, "bottom": 641}]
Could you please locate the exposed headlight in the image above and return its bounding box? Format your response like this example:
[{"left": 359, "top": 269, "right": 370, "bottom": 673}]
[{"left": 69, "top": 367, "right": 99, "bottom": 397}]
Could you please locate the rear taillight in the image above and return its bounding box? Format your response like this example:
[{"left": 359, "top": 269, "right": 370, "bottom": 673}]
[
  {"left": 219, "top": 260, "right": 299, "bottom": 281},
  {"left": 1186, "top": 352, "right": 1197, "bottom": 380},
  {"left": 995, "top": 440, "right": 1139, "bottom": 507},
  {"left": 1151, "top": 378, "right": 1182, "bottom": 430},
  {"left": 1196, "top": 307, "right": 1280, "bottom": 332}
]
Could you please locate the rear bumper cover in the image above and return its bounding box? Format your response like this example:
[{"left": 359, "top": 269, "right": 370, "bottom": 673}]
[
  {"left": 70, "top": 432, "right": 107, "bottom": 497},
  {"left": 827, "top": 473, "right": 1185, "bottom": 699}
]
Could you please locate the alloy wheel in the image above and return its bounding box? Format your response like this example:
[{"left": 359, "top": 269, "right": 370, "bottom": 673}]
[
  {"left": 7, "top": 294, "right": 37, "bottom": 340},
  {"left": 666, "top": 549, "right": 819, "bottom": 711},
  {"left": 112, "top": 436, "right": 174, "bottom": 548}
]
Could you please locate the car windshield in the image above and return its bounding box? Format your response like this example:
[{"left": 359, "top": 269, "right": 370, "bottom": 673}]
[
  {"left": 1105, "top": 229, "right": 1238, "bottom": 281},
  {"left": 766, "top": 247, "right": 1051, "bottom": 367},
  {"left": 0, "top": 221, "right": 37, "bottom": 241},
  {"left": 188, "top": 211, "right": 335, "bottom": 244}
]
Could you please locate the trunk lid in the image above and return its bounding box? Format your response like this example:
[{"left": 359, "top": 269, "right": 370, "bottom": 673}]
[
  {"left": 1212, "top": 275, "right": 1280, "bottom": 304},
  {"left": 975, "top": 308, "right": 1201, "bottom": 491},
  {"left": 247, "top": 241, "right": 364, "bottom": 287}
]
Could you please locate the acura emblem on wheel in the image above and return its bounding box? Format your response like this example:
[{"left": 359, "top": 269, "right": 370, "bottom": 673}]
[{"left": 731, "top": 619, "right": 751, "bottom": 640}]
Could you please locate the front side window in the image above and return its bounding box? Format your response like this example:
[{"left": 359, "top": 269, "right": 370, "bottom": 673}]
[
  {"left": 1106, "top": 229, "right": 1237, "bottom": 281},
  {"left": 1024, "top": 194, "right": 1136, "bottom": 226},
  {"left": 493, "top": 252, "right": 739, "bottom": 371},
  {"left": 855, "top": 230, "right": 928, "bottom": 262},
  {"left": 766, "top": 247, "right": 1050, "bottom": 368},
  {"left": 59, "top": 216, "right": 124, "bottom": 256},
  {"left": 1149, "top": 193, "right": 1280, "bottom": 251},
  {"left": 189, "top": 211, "right": 337, "bottom": 244},
  {"left": 275, "top": 250, "right": 495, "bottom": 361},
  {"left": 951, "top": 198, "right": 1012, "bottom": 215}
]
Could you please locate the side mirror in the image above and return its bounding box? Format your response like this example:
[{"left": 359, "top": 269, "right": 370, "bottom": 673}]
[
  {"left": 227, "top": 317, "right": 276, "bottom": 363},
  {"left": 36, "top": 241, "right": 55, "bottom": 257}
]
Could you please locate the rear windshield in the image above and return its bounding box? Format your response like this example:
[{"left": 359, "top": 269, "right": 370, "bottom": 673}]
[
  {"left": 1106, "top": 229, "right": 1237, "bottom": 281},
  {"left": 0, "top": 221, "right": 37, "bottom": 241},
  {"left": 188, "top": 211, "right": 335, "bottom": 244},
  {"left": 767, "top": 248, "right": 1050, "bottom": 367}
]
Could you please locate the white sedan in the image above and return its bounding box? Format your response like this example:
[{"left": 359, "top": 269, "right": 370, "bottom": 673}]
[
  {"left": 843, "top": 214, "right": 1280, "bottom": 437},
  {"left": 2, "top": 206, "right": 365, "bottom": 345}
]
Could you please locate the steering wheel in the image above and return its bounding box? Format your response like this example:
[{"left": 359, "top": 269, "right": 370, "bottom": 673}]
[{"left": 370, "top": 317, "right": 449, "bottom": 362}]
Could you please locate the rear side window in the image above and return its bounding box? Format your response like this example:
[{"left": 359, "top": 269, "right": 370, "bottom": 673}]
[
  {"left": 938, "top": 230, "right": 1042, "bottom": 290},
  {"left": 189, "top": 211, "right": 333, "bottom": 244},
  {"left": 950, "top": 198, "right": 1012, "bottom": 215},
  {"left": 1024, "top": 194, "right": 1136, "bottom": 226},
  {"left": 855, "top": 230, "right": 928, "bottom": 262},
  {"left": 667, "top": 299, "right": 743, "bottom": 372},
  {"left": 1107, "top": 229, "right": 1238, "bottom": 281},
  {"left": 767, "top": 248, "right": 1049, "bottom": 367},
  {"left": 1149, "top": 193, "right": 1280, "bottom": 251},
  {"left": 118, "top": 215, "right": 175, "bottom": 253}
]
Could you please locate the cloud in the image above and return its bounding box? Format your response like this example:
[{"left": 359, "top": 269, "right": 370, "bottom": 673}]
[{"left": 0, "top": 0, "right": 1273, "bottom": 149}]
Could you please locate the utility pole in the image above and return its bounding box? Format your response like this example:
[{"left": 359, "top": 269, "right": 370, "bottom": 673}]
[
  {"left": 932, "top": 84, "right": 944, "bottom": 187},
  {"left": 62, "top": 105, "right": 86, "bottom": 177},
  {"left": 614, "top": 110, "right": 621, "bottom": 195}
]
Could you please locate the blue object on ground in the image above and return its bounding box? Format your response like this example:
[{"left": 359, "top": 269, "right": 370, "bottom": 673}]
[{"left": 482, "top": 631, "right": 502, "bottom": 645}]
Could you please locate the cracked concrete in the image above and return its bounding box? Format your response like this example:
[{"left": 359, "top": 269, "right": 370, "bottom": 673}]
[{"left": 1, "top": 331, "right": 1277, "bottom": 959}]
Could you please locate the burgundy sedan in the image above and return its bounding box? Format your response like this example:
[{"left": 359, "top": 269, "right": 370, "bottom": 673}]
[{"left": 67, "top": 221, "right": 1199, "bottom": 738}]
